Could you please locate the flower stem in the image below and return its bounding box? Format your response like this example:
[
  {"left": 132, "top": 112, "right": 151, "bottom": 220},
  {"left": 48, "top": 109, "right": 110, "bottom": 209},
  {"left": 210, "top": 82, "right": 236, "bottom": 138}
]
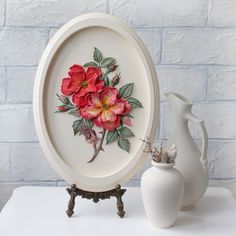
[{"left": 88, "top": 129, "right": 106, "bottom": 163}]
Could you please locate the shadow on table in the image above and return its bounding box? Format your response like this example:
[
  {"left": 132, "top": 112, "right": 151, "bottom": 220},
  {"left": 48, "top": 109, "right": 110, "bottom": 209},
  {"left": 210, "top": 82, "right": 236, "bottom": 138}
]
[
  {"left": 173, "top": 193, "right": 229, "bottom": 229},
  {"left": 190, "top": 193, "right": 229, "bottom": 215}
]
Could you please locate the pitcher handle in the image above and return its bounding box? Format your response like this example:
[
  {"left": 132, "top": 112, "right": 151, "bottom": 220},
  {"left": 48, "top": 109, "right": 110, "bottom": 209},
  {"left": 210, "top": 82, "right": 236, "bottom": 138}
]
[{"left": 186, "top": 112, "right": 208, "bottom": 172}]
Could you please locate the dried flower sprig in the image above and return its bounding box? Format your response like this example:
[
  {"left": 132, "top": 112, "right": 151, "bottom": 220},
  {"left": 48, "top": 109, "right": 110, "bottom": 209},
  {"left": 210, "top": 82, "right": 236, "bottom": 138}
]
[{"left": 141, "top": 138, "right": 177, "bottom": 164}]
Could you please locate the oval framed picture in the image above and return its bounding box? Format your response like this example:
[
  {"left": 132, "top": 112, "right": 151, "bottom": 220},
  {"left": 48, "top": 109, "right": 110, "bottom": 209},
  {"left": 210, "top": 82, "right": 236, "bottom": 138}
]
[{"left": 33, "top": 13, "right": 160, "bottom": 192}]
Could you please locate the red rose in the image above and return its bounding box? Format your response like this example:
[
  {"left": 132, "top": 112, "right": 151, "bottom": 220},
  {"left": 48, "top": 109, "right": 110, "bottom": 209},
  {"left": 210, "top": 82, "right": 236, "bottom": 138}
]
[
  {"left": 72, "top": 93, "right": 89, "bottom": 108},
  {"left": 61, "top": 65, "right": 104, "bottom": 97}
]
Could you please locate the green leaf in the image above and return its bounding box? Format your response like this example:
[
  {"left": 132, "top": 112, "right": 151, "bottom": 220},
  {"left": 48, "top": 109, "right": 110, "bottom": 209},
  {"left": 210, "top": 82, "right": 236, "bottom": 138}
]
[
  {"left": 93, "top": 47, "right": 103, "bottom": 63},
  {"left": 105, "top": 79, "right": 110, "bottom": 86},
  {"left": 105, "top": 76, "right": 110, "bottom": 86},
  {"left": 119, "top": 83, "right": 134, "bottom": 98},
  {"left": 127, "top": 97, "right": 143, "bottom": 109},
  {"left": 126, "top": 113, "right": 134, "bottom": 118},
  {"left": 64, "top": 104, "right": 76, "bottom": 111},
  {"left": 56, "top": 94, "right": 70, "bottom": 104},
  {"left": 101, "top": 57, "right": 116, "bottom": 68},
  {"left": 83, "top": 62, "right": 98, "bottom": 67},
  {"left": 83, "top": 118, "right": 93, "bottom": 129},
  {"left": 106, "top": 130, "right": 119, "bottom": 144},
  {"left": 120, "top": 118, "right": 124, "bottom": 127},
  {"left": 101, "top": 73, "right": 110, "bottom": 86},
  {"left": 118, "top": 138, "right": 130, "bottom": 153},
  {"left": 72, "top": 119, "right": 83, "bottom": 135},
  {"left": 68, "top": 109, "right": 80, "bottom": 117},
  {"left": 118, "top": 127, "right": 135, "bottom": 138}
]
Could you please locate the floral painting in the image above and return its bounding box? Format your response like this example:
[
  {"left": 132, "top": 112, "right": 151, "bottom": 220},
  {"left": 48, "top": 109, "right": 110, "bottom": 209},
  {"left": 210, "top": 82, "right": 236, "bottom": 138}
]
[{"left": 56, "top": 47, "right": 143, "bottom": 163}]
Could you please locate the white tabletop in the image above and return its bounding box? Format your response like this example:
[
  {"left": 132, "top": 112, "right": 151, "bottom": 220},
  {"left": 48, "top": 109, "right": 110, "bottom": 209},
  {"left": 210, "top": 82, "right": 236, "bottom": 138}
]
[{"left": 0, "top": 186, "right": 235, "bottom": 236}]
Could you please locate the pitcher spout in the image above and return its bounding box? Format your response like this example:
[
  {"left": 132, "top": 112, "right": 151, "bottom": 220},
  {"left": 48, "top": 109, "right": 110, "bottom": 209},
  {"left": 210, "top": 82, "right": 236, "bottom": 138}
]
[
  {"left": 165, "top": 92, "right": 192, "bottom": 113},
  {"left": 165, "top": 92, "right": 192, "bottom": 105}
]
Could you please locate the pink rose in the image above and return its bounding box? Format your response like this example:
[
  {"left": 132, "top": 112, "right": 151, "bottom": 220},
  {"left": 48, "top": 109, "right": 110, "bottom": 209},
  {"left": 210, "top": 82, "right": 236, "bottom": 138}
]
[{"left": 79, "top": 87, "right": 127, "bottom": 131}]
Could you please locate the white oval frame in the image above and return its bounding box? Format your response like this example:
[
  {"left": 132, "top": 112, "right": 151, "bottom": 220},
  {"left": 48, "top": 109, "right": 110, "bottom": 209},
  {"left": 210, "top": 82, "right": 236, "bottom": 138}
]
[{"left": 33, "top": 13, "right": 160, "bottom": 192}]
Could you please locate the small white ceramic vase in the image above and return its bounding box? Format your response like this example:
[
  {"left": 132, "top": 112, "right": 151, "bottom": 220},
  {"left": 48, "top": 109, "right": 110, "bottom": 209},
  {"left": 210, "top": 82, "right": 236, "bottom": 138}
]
[{"left": 141, "top": 161, "right": 184, "bottom": 229}]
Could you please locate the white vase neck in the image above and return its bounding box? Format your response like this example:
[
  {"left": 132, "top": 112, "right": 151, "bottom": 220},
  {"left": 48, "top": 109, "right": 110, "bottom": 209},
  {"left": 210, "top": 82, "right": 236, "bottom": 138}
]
[{"left": 151, "top": 160, "right": 175, "bottom": 169}]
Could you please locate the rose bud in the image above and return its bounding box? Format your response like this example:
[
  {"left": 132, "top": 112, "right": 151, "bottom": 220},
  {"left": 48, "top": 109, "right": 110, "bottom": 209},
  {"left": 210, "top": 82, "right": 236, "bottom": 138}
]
[
  {"left": 111, "top": 73, "right": 121, "bottom": 87},
  {"left": 123, "top": 116, "right": 132, "bottom": 127},
  {"left": 57, "top": 105, "right": 68, "bottom": 112}
]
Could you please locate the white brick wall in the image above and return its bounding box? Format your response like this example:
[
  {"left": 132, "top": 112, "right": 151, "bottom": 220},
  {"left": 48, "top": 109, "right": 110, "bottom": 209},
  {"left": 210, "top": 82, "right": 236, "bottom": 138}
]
[
  {"left": 6, "top": 67, "right": 36, "bottom": 103},
  {"left": 0, "top": 105, "right": 37, "bottom": 142},
  {"left": 208, "top": 141, "right": 236, "bottom": 179},
  {"left": 10, "top": 143, "right": 61, "bottom": 181},
  {"left": 207, "top": 67, "right": 236, "bottom": 101},
  {"left": 136, "top": 29, "right": 161, "bottom": 64},
  {"left": 6, "top": 0, "right": 107, "bottom": 27},
  {"left": 110, "top": 0, "right": 208, "bottom": 27},
  {"left": 157, "top": 66, "right": 207, "bottom": 102},
  {"left": 0, "top": 68, "right": 6, "bottom": 103},
  {"left": 0, "top": 0, "right": 4, "bottom": 26},
  {"left": 162, "top": 29, "right": 236, "bottom": 65},
  {"left": 208, "top": 0, "right": 236, "bottom": 27},
  {"left": 0, "top": 0, "right": 236, "bottom": 208},
  {"left": 0, "top": 144, "right": 10, "bottom": 181},
  {"left": 0, "top": 28, "right": 48, "bottom": 66}
]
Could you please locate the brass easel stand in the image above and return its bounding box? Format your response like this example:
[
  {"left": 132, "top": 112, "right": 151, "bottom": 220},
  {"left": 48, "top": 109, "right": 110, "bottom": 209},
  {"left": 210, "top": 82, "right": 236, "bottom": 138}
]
[{"left": 66, "top": 184, "right": 126, "bottom": 218}]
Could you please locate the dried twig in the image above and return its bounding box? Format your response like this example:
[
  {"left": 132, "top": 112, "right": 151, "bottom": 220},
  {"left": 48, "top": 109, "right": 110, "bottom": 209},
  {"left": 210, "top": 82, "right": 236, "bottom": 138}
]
[{"left": 141, "top": 138, "right": 177, "bottom": 164}]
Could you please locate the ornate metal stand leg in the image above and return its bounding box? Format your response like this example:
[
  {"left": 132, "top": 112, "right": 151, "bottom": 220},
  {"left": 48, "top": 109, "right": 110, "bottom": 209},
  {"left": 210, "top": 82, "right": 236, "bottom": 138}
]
[
  {"left": 66, "top": 184, "right": 77, "bottom": 217},
  {"left": 66, "top": 184, "right": 127, "bottom": 218},
  {"left": 115, "top": 185, "right": 126, "bottom": 218}
]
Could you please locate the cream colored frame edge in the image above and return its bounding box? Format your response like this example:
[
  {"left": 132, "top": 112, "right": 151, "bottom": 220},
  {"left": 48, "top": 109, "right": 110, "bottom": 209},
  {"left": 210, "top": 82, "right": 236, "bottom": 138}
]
[{"left": 33, "top": 13, "right": 160, "bottom": 191}]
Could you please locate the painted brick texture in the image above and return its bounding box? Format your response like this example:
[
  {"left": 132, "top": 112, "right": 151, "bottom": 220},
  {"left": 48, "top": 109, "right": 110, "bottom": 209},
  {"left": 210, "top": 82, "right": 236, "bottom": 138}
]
[
  {"left": 0, "top": 28, "right": 48, "bottom": 66},
  {"left": 162, "top": 29, "right": 236, "bottom": 65},
  {"left": 0, "top": 0, "right": 236, "bottom": 208},
  {"left": 208, "top": 0, "right": 236, "bottom": 27},
  {"left": 0, "top": 0, "right": 4, "bottom": 26},
  {"left": 110, "top": 0, "right": 208, "bottom": 27},
  {"left": 6, "top": 0, "right": 107, "bottom": 27}
]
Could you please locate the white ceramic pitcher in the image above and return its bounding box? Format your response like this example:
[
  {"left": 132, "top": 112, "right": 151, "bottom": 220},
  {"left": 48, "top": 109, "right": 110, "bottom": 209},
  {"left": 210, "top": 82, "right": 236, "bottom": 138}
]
[{"left": 166, "top": 92, "right": 208, "bottom": 210}]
